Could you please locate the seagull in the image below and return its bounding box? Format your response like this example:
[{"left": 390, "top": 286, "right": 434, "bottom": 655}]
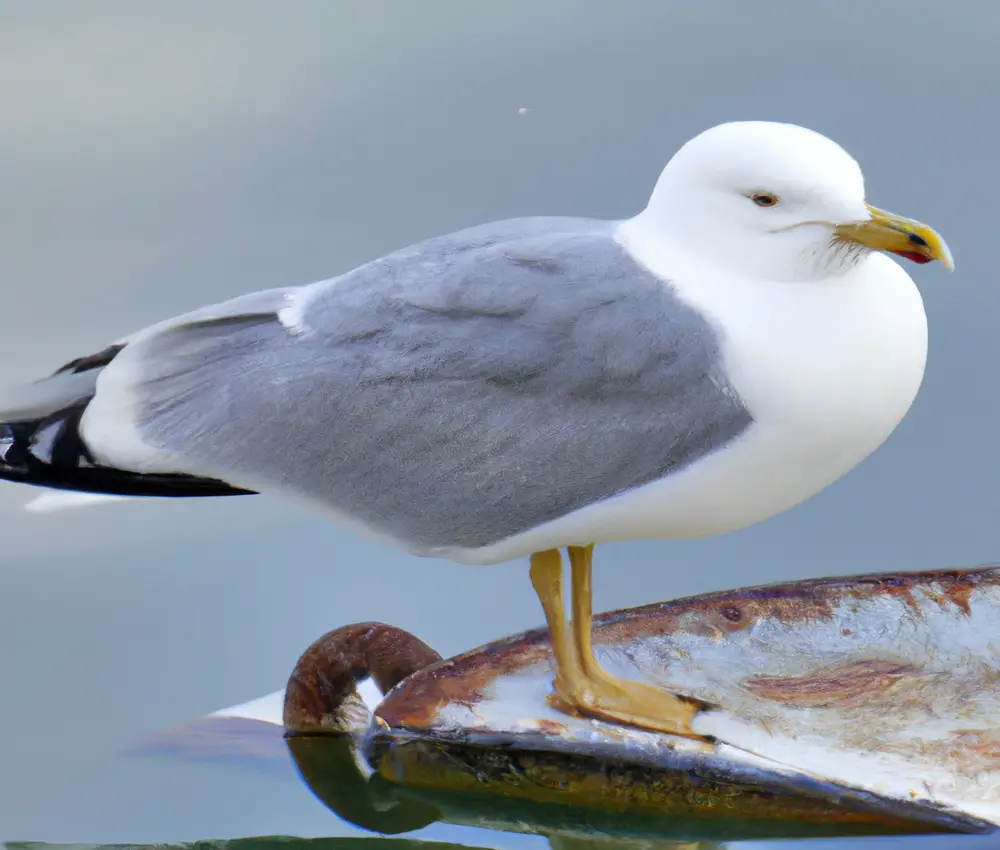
[{"left": 0, "top": 121, "right": 952, "bottom": 739}]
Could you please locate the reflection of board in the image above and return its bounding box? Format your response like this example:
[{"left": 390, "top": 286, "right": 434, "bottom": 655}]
[
  {"left": 4, "top": 839, "right": 469, "bottom": 850},
  {"left": 128, "top": 567, "right": 1000, "bottom": 838},
  {"left": 125, "top": 712, "right": 290, "bottom": 779},
  {"left": 290, "top": 734, "right": 958, "bottom": 843}
]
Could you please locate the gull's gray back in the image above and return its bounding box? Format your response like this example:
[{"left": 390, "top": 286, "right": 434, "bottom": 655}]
[{"left": 105, "top": 217, "right": 752, "bottom": 552}]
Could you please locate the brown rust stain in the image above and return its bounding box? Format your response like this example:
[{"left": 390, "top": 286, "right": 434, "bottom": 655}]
[
  {"left": 720, "top": 604, "right": 748, "bottom": 627},
  {"left": 946, "top": 583, "right": 974, "bottom": 616},
  {"left": 593, "top": 566, "right": 1000, "bottom": 643},
  {"left": 919, "top": 582, "right": 975, "bottom": 616},
  {"left": 596, "top": 592, "right": 835, "bottom": 644},
  {"left": 377, "top": 627, "right": 551, "bottom": 728},
  {"left": 882, "top": 584, "right": 922, "bottom": 616},
  {"left": 869, "top": 727, "right": 1000, "bottom": 788},
  {"left": 533, "top": 718, "right": 568, "bottom": 736},
  {"left": 744, "top": 658, "right": 921, "bottom": 709},
  {"left": 951, "top": 728, "right": 1000, "bottom": 761}
]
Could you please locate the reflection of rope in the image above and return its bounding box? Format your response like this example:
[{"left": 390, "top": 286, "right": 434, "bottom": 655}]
[{"left": 285, "top": 734, "right": 439, "bottom": 834}]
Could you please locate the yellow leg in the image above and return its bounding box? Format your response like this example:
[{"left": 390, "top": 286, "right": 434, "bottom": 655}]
[
  {"left": 530, "top": 546, "right": 707, "bottom": 739},
  {"left": 528, "top": 549, "right": 581, "bottom": 694}
]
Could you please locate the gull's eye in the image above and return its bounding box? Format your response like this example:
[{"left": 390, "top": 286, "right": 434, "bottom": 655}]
[{"left": 750, "top": 192, "right": 779, "bottom": 208}]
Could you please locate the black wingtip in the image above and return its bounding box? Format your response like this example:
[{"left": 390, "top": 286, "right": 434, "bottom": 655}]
[{"left": 0, "top": 418, "right": 256, "bottom": 499}]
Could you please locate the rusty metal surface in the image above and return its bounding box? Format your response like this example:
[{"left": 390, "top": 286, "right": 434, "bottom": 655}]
[{"left": 371, "top": 567, "right": 1000, "bottom": 830}]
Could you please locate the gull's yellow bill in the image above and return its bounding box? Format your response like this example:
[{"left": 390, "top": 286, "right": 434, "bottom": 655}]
[{"left": 835, "top": 204, "right": 954, "bottom": 270}]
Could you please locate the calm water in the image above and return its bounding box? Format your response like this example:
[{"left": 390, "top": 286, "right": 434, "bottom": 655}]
[{"left": 0, "top": 1, "right": 998, "bottom": 847}]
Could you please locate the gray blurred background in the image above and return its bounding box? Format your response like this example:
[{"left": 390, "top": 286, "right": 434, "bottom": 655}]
[{"left": 0, "top": 0, "right": 996, "bottom": 845}]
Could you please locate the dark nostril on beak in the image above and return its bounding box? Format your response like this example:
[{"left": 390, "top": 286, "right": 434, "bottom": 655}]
[{"left": 908, "top": 232, "right": 929, "bottom": 247}]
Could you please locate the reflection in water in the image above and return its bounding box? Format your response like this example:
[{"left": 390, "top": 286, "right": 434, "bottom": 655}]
[
  {"left": 7, "top": 840, "right": 725, "bottom": 850},
  {"left": 11, "top": 837, "right": 1000, "bottom": 850},
  {"left": 285, "top": 734, "right": 932, "bottom": 844}
]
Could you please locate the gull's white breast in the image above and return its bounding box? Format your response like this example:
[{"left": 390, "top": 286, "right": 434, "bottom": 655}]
[{"left": 452, "top": 227, "right": 928, "bottom": 565}]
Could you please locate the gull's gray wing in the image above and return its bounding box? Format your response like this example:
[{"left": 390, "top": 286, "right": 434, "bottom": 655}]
[{"left": 82, "top": 217, "right": 752, "bottom": 552}]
